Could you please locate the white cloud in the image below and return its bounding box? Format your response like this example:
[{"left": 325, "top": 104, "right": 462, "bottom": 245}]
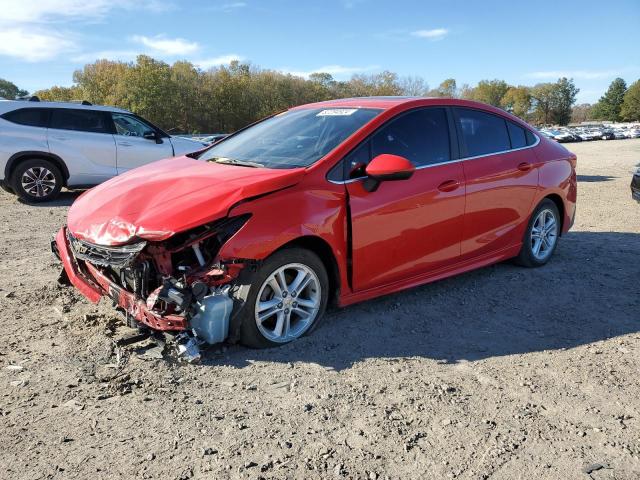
[
  {"left": 0, "top": 27, "right": 75, "bottom": 61},
  {"left": 282, "top": 64, "right": 380, "bottom": 79},
  {"left": 212, "top": 2, "right": 247, "bottom": 12},
  {"left": 411, "top": 28, "right": 449, "bottom": 40},
  {"left": 525, "top": 68, "right": 634, "bottom": 80},
  {"left": 131, "top": 35, "right": 199, "bottom": 55},
  {"left": 195, "top": 54, "right": 245, "bottom": 69}
]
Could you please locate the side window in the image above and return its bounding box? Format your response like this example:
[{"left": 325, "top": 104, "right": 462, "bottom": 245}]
[
  {"left": 525, "top": 129, "right": 537, "bottom": 146},
  {"left": 371, "top": 108, "right": 451, "bottom": 167},
  {"left": 1, "top": 108, "right": 49, "bottom": 128},
  {"left": 456, "top": 108, "right": 510, "bottom": 157},
  {"left": 112, "top": 113, "right": 156, "bottom": 137},
  {"left": 50, "top": 109, "right": 110, "bottom": 134},
  {"left": 345, "top": 141, "right": 371, "bottom": 179},
  {"left": 507, "top": 121, "right": 527, "bottom": 149}
]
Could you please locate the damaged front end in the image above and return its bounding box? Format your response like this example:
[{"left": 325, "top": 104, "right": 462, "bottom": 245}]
[{"left": 53, "top": 215, "right": 253, "bottom": 345}]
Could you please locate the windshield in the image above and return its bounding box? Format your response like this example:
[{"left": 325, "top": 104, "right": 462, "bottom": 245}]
[{"left": 197, "top": 107, "right": 381, "bottom": 168}]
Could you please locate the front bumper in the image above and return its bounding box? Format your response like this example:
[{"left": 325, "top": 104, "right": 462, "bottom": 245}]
[{"left": 53, "top": 227, "right": 188, "bottom": 331}]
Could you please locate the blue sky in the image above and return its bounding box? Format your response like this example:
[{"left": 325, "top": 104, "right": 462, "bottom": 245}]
[{"left": 0, "top": 0, "right": 637, "bottom": 103}]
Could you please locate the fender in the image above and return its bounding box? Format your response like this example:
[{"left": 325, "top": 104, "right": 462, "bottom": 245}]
[
  {"left": 5, "top": 151, "right": 70, "bottom": 183},
  {"left": 217, "top": 176, "right": 352, "bottom": 298}
]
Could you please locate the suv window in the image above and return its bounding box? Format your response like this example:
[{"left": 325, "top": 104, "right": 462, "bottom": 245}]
[
  {"left": 507, "top": 121, "right": 527, "bottom": 149},
  {"left": 50, "top": 109, "right": 111, "bottom": 134},
  {"left": 371, "top": 108, "right": 451, "bottom": 168},
  {"left": 1, "top": 108, "right": 49, "bottom": 128},
  {"left": 455, "top": 108, "right": 510, "bottom": 157},
  {"left": 112, "top": 113, "right": 156, "bottom": 137}
]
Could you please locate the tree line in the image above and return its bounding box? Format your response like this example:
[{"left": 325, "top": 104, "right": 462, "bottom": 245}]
[{"left": 1, "top": 55, "right": 638, "bottom": 133}]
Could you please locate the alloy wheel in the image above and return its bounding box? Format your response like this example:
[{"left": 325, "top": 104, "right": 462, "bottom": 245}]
[
  {"left": 254, "top": 263, "right": 321, "bottom": 343},
  {"left": 531, "top": 208, "right": 558, "bottom": 261},
  {"left": 21, "top": 167, "right": 56, "bottom": 198}
]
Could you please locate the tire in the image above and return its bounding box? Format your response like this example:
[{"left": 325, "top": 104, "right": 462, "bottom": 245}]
[
  {"left": 0, "top": 182, "right": 14, "bottom": 194},
  {"left": 234, "top": 247, "right": 329, "bottom": 349},
  {"left": 514, "top": 199, "right": 560, "bottom": 268},
  {"left": 11, "top": 159, "right": 63, "bottom": 203}
]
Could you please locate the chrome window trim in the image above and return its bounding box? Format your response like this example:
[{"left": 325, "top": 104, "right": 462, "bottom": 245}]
[{"left": 328, "top": 132, "right": 540, "bottom": 185}]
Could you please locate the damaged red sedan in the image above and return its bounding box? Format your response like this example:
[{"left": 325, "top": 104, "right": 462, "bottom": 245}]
[{"left": 54, "top": 97, "right": 577, "bottom": 348}]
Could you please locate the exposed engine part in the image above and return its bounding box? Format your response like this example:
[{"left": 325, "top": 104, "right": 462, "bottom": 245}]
[
  {"left": 157, "top": 278, "right": 192, "bottom": 312},
  {"left": 190, "top": 281, "right": 208, "bottom": 302},
  {"left": 190, "top": 286, "right": 233, "bottom": 344},
  {"left": 192, "top": 243, "right": 205, "bottom": 267}
]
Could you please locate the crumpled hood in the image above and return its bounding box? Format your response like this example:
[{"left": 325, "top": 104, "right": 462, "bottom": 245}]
[{"left": 67, "top": 156, "right": 305, "bottom": 246}]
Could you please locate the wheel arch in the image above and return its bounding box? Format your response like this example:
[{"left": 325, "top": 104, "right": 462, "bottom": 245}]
[
  {"left": 6, "top": 151, "right": 70, "bottom": 186},
  {"left": 274, "top": 235, "right": 341, "bottom": 307},
  {"left": 541, "top": 193, "right": 565, "bottom": 235}
]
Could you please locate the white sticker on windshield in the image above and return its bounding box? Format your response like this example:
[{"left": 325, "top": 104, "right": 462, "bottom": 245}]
[{"left": 317, "top": 109, "right": 358, "bottom": 116}]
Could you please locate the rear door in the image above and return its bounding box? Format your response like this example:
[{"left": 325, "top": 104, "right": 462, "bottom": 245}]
[
  {"left": 110, "top": 113, "right": 173, "bottom": 173},
  {"left": 345, "top": 107, "right": 466, "bottom": 291},
  {"left": 453, "top": 107, "right": 539, "bottom": 260},
  {"left": 47, "top": 108, "right": 117, "bottom": 185}
]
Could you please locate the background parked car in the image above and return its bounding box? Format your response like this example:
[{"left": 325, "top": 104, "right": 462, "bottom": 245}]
[{"left": 0, "top": 98, "right": 207, "bottom": 202}]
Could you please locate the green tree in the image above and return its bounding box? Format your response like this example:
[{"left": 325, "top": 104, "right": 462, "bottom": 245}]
[
  {"left": 501, "top": 86, "right": 531, "bottom": 119},
  {"left": 620, "top": 80, "right": 640, "bottom": 121},
  {"left": 571, "top": 103, "right": 594, "bottom": 123},
  {"left": 552, "top": 77, "right": 579, "bottom": 125},
  {"left": 467, "top": 79, "right": 509, "bottom": 106},
  {"left": 592, "top": 77, "right": 627, "bottom": 121},
  {"left": 34, "top": 85, "right": 82, "bottom": 102},
  {"left": 0, "top": 78, "right": 28, "bottom": 99}
]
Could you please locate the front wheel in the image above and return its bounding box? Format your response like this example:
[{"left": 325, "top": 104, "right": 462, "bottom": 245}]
[
  {"left": 235, "top": 248, "right": 329, "bottom": 348},
  {"left": 515, "top": 199, "right": 560, "bottom": 267},
  {"left": 11, "top": 159, "right": 63, "bottom": 202}
]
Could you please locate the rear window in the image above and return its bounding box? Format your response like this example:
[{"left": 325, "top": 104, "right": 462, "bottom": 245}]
[
  {"left": 507, "top": 121, "right": 527, "bottom": 149},
  {"left": 50, "top": 108, "right": 111, "bottom": 134},
  {"left": 455, "top": 108, "right": 511, "bottom": 157},
  {"left": 1, "top": 108, "right": 49, "bottom": 128}
]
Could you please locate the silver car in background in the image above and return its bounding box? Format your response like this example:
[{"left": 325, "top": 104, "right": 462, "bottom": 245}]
[{"left": 0, "top": 98, "right": 206, "bottom": 202}]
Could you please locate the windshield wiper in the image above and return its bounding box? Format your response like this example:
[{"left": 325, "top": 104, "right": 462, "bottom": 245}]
[{"left": 210, "top": 157, "right": 264, "bottom": 168}]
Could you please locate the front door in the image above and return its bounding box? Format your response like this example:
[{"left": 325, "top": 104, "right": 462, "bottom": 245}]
[{"left": 346, "top": 107, "right": 466, "bottom": 292}]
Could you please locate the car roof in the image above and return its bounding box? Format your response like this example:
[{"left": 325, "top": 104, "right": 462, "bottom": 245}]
[
  {"left": 291, "top": 96, "right": 517, "bottom": 114},
  {"left": 0, "top": 99, "right": 131, "bottom": 115}
]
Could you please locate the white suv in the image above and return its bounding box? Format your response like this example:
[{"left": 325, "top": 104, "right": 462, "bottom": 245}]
[{"left": 0, "top": 99, "right": 206, "bottom": 202}]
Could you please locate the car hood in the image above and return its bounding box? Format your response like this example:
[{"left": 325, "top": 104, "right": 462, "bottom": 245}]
[{"left": 67, "top": 156, "right": 306, "bottom": 246}]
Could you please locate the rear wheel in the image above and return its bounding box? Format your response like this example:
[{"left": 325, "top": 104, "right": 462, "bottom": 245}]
[
  {"left": 235, "top": 248, "right": 329, "bottom": 348},
  {"left": 11, "top": 159, "right": 63, "bottom": 202},
  {"left": 515, "top": 199, "right": 560, "bottom": 267}
]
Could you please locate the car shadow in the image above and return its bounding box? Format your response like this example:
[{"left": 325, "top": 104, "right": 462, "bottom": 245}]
[
  {"left": 19, "top": 190, "right": 83, "bottom": 207},
  {"left": 577, "top": 175, "right": 615, "bottom": 182},
  {"left": 204, "top": 231, "right": 639, "bottom": 370}
]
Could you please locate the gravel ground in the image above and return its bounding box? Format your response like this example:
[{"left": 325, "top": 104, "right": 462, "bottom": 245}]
[{"left": 0, "top": 139, "right": 639, "bottom": 480}]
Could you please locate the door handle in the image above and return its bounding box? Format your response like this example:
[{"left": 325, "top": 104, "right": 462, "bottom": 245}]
[
  {"left": 52, "top": 136, "right": 68, "bottom": 141},
  {"left": 517, "top": 162, "right": 532, "bottom": 172},
  {"left": 437, "top": 180, "right": 460, "bottom": 192},
  {"left": 118, "top": 142, "right": 132, "bottom": 147}
]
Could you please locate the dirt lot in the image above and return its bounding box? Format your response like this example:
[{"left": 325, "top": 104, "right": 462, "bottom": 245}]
[{"left": 0, "top": 139, "right": 639, "bottom": 480}]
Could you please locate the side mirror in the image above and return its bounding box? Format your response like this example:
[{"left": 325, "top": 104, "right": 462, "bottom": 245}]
[
  {"left": 363, "top": 154, "right": 415, "bottom": 192},
  {"left": 143, "top": 131, "right": 162, "bottom": 144}
]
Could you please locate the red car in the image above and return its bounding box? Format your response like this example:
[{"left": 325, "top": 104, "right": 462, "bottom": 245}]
[{"left": 54, "top": 97, "right": 577, "bottom": 348}]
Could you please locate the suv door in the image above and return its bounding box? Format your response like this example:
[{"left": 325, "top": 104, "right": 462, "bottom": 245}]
[
  {"left": 47, "top": 108, "right": 117, "bottom": 186},
  {"left": 453, "top": 108, "right": 539, "bottom": 260},
  {"left": 345, "top": 107, "right": 466, "bottom": 291},
  {"left": 110, "top": 113, "right": 173, "bottom": 173}
]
